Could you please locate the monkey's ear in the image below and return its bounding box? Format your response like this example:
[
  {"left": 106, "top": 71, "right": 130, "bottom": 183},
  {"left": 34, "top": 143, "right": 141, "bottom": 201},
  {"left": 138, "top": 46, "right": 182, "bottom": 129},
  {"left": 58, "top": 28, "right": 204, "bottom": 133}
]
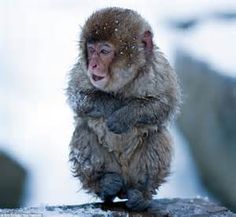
[{"left": 142, "top": 31, "right": 153, "bottom": 53}]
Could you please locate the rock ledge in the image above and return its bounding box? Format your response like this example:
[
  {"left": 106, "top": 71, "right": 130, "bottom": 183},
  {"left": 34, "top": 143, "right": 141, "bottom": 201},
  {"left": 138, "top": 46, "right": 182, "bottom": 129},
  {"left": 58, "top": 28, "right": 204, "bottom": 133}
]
[{"left": 0, "top": 198, "right": 235, "bottom": 217}]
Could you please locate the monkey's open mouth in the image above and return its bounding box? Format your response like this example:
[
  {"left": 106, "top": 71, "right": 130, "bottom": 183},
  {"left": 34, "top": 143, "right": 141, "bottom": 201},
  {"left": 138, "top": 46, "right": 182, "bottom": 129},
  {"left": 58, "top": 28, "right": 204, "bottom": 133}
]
[{"left": 92, "top": 74, "right": 105, "bottom": 81}]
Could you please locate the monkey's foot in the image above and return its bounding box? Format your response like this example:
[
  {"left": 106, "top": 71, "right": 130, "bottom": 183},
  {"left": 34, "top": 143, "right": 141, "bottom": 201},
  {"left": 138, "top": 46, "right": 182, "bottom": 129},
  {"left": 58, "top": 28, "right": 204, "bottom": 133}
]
[
  {"left": 126, "top": 189, "right": 151, "bottom": 211},
  {"left": 99, "top": 173, "right": 123, "bottom": 202}
]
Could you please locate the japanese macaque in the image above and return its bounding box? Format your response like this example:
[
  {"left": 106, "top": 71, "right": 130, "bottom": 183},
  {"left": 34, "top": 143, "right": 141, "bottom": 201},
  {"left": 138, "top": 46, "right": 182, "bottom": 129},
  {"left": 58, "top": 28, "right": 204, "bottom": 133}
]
[{"left": 67, "top": 7, "right": 180, "bottom": 211}]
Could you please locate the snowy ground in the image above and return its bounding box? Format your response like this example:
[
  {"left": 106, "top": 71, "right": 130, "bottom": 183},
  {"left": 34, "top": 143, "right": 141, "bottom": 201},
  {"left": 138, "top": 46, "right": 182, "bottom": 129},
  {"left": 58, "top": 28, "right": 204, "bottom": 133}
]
[{"left": 1, "top": 0, "right": 234, "bottom": 207}]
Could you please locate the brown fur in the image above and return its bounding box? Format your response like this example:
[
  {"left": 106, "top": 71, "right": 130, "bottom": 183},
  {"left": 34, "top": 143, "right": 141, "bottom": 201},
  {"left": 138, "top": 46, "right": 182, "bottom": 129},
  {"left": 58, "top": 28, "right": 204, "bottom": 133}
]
[{"left": 67, "top": 7, "right": 180, "bottom": 210}]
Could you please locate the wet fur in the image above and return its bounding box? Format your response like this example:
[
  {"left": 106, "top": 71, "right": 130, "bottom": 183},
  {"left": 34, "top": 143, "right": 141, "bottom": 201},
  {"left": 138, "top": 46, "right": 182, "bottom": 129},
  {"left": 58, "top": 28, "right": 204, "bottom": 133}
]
[{"left": 67, "top": 7, "right": 180, "bottom": 211}]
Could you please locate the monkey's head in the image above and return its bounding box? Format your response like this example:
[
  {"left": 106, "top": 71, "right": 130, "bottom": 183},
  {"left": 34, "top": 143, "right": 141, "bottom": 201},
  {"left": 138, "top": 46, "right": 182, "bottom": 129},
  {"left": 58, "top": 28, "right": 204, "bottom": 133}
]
[{"left": 79, "top": 7, "right": 154, "bottom": 92}]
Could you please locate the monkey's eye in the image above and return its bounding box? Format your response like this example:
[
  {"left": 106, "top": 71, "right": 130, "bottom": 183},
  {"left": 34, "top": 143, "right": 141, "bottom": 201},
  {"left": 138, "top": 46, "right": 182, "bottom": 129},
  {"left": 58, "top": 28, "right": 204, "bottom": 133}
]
[
  {"left": 88, "top": 47, "right": 96, "bottom": 55},
  {"left": 100, "top": 49, "right": 111, "bottom": 55}
]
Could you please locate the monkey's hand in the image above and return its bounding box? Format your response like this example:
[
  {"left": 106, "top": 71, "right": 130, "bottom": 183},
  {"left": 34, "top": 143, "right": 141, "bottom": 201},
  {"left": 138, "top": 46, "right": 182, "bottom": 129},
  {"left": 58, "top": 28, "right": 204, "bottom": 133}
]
[
  {"left": 76, "top": 91, "right": 123, "bottom": 118},
  {"left": 106, "top": 106, "right": 137, "bottom": 134}
]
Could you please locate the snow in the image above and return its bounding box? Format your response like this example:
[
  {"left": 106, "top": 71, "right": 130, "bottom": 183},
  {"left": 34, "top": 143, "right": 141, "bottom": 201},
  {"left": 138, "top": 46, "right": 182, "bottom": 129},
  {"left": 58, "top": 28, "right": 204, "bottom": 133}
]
[
  {"left": 178, "top": 19, "right": 236, "bottom": 77},
  {"left": 0, "top": 206, "right": 112, "bottom": 217},
  {"left": 42, "top": 206, "right": 112, "bottom": 217},
  {"left": 1, "top": 0, "right": 233, "bottom": 208}
]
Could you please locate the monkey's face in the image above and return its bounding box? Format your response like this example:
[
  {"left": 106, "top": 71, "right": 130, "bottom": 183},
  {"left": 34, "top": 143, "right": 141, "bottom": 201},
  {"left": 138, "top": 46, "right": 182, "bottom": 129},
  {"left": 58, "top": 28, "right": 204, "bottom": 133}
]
[
  {"left": 81, "top": 7, "right": 154, "bottom": 92},
  {"left": 87, "top": 42, "right": 115, "bottom": 89},
  {"left": 86, "top": 41, "right": 144, "bottom": 92}
]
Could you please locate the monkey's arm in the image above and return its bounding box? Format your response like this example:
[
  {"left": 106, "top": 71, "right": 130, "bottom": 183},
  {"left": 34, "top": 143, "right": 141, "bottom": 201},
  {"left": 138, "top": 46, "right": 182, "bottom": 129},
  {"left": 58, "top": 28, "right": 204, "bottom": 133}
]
[
  {"left": 136, "top": 96, "right": 173, "bottom": 125},
  {"left": 107, "top": 95, "right": 177, "bottom": 134},
  {"left": 75, "top": 90, "right": 123, "bottom": 118}
]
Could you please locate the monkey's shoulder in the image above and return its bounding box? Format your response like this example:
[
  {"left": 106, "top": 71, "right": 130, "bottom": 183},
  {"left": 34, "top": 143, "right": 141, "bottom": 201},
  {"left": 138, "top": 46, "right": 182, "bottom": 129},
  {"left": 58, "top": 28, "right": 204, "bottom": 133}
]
[
  {"left": 121, "top": 68, "right": 161, "bottom": 98},
  {"left": 128, "top": 53, "right": 177, "bottom": 98}
]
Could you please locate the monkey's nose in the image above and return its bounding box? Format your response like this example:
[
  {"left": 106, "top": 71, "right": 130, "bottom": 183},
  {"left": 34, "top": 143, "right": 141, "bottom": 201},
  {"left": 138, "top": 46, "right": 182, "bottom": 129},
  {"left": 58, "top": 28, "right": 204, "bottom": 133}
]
[{"left": 92, "top": 64, "right": 98, "bottom": 69}]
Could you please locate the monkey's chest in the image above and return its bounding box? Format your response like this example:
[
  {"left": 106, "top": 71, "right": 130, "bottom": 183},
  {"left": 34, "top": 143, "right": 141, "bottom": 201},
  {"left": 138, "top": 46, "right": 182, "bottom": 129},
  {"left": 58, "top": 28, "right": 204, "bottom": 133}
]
[{"left": 87, "top": 118, "right": 155, "bottom": 184}]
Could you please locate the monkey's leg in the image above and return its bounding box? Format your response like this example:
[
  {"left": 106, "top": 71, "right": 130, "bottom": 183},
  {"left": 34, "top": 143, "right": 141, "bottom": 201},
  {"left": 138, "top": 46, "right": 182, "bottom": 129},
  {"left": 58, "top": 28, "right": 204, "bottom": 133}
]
[
  {"left": 125, "top": 127, "right": 172, "bottom": 211},
  {"left": 126, "top": 189, "right": 151, "bottom": 211},
  {"left": 70, "top": 121, "right": 124, "bottom": 202},
  {"left": 69, "top": 121, "right": 103, "bottom": 192},
  {"left": 99, "top": 172, "right": 124, "bottom": 203}
]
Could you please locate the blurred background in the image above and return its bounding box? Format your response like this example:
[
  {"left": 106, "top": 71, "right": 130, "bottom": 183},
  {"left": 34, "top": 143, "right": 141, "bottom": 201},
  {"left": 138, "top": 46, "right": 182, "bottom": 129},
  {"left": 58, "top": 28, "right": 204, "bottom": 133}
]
[{"left": 0, "top": 0, "right": 235, "bottom": 212}]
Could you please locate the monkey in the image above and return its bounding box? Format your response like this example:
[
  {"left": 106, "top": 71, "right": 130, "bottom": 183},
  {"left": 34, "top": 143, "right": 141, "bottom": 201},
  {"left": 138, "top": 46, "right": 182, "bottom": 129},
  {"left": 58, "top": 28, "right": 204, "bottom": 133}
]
[{"left": 66, "top": 7, "right": 180, "bottom": 211}]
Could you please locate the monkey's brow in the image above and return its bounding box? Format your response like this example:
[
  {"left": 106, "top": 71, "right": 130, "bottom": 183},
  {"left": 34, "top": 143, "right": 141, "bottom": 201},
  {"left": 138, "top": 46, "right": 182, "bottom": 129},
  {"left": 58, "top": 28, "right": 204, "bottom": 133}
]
[
  {"left": 87, "top": 42, "right": 112, "bottom": 48},
  {"left": 100, "top": 43, "right": 114, "bottom": 51},
  {"left": 101, "top": 43, "right": 111, "bottom": 47}
]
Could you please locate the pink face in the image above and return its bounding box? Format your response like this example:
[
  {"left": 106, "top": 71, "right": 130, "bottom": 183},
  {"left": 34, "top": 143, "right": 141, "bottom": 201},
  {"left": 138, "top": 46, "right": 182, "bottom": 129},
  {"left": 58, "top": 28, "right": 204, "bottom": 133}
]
[{"left": 87, "top": 42, "right": 115, "bottom": 89}]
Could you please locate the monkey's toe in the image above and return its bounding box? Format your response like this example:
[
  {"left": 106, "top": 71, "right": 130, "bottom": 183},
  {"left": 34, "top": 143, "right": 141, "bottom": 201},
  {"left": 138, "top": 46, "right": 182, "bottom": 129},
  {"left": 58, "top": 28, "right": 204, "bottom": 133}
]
[
  {"left": 99, "top": 173, "right": 123, "bottom": 201},
  {"left": 126, "top": 189, "right": 150, "bottom": 211}
]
